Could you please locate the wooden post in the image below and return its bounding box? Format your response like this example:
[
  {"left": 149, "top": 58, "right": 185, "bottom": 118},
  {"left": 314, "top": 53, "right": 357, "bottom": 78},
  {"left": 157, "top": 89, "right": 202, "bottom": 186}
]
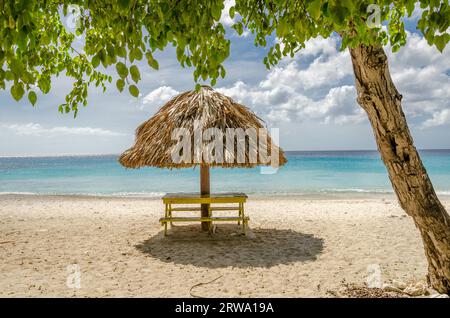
[{"left": 200, "top": 164, "right": 210, "bottom": 231}]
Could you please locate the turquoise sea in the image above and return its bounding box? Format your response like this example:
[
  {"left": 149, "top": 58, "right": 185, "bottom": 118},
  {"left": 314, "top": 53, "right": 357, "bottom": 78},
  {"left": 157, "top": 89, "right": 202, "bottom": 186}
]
[{"left": 0, "top": 150, "right": 449, "bottom": 197}]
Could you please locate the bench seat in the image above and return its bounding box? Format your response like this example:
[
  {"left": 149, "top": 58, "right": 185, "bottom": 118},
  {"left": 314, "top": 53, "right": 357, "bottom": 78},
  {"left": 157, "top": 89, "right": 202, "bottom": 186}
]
[
  {"left": 169, "top": 206, "right": 241, "bottom": 212},
  {"left": 159, "top": 216, "right": 249, "bottom": 223}
]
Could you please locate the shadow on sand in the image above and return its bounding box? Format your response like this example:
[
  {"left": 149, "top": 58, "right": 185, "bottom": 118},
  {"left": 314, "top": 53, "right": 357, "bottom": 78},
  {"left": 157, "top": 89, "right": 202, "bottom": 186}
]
[{"left": 135, "top": 224, "right": 324, "bottom": 268}]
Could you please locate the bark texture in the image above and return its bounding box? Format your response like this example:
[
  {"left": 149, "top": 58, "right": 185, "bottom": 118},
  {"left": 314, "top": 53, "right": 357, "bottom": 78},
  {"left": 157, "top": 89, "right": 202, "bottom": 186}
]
[{"left": 349, "top": 44, "right": 450, "bottom": 294}]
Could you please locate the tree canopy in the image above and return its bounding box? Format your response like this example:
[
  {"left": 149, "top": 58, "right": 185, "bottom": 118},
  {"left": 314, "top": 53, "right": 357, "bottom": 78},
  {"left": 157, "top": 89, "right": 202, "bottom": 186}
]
[{"left": 0, "top": 0, "right": 448, "bottom": 115}]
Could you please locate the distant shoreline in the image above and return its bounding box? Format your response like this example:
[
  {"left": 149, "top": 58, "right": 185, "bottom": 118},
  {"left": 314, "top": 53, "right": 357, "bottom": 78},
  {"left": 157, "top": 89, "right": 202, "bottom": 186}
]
[{"left": 1, "top": 148, "right": 450, "bottom": 158}]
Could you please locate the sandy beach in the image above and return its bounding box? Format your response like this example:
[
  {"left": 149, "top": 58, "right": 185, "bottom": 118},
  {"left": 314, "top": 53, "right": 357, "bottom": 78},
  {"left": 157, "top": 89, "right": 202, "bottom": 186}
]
[{"left": 1, "top": 194, "right": 447, "bottom": 297}]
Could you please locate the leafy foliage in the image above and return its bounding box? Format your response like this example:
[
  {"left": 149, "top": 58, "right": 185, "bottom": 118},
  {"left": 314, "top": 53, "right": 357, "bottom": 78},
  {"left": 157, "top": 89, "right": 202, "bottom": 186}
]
[
  {"left": 0, "top": 0, "right": 448, "bottom": 115},
  {"left": 233, "top": 0, "right": 449, "bottom": 68}
]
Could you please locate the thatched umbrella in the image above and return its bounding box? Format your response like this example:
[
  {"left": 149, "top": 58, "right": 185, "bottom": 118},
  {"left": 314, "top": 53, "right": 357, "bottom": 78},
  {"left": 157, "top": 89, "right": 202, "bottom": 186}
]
[{"left": 119, "top": 85, "right": 287, "bottom": 230}]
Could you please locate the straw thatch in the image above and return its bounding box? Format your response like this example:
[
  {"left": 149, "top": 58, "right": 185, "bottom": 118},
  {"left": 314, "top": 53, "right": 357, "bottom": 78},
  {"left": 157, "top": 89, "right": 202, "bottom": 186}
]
[{"left": 119, "top": 85, "right": 287, "bottom": 169}]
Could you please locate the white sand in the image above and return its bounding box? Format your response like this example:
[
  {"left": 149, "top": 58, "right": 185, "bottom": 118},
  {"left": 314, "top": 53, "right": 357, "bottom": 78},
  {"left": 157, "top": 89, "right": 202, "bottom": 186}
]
[{"left": 1, "top": 194, "right": 447, "bottom": 297}]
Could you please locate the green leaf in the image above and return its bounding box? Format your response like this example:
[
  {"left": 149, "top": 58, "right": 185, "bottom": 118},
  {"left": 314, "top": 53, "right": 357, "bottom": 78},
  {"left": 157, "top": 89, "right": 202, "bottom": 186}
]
[
  {"left": 434, "top": 34, "right": 449, "bottom": 53},
  {"left": 5, "top": 71, "right": 14, "bottom": 81},
  {"left": 129, "top": 84, "right": 139, "bottom": 97},
  {"left": 131, "top": 48, "right": 143, "bottom": 61},
  {"left": 229, "top": 6, "right": 235, "bottom": 19},
  {"left": 11, "top": 83, "right": 25, "bottom": 101},
  {"left": 118, "top": 0, "right": 131, "bottom": 10},
  {"left": 321, "top": 2, "right": 329, "bottom": 16},
  {"left": 9, "top": 59, "right": 24, "bottom": 76},
  {"left": 329, "top": 4, "right": 348, "bottom": 25},
  {"left": 340, "top": 0, "right": 354, "bottom": 12},
  {"left": 116, "top": 79, "right": 125, "bottom": 92},
  {"left": 28, "top": 91, "right": 37, "bottom": 106},
  {"left": 212, "top": 4, "right": 222, "bottom": 21},
  {"left": 37, "top": 77, "right": 50, "bottom": 94},
  {"left": 146, "top": 52, "right": 159, "bottom": 70},
  {"left": 220, "top": 66, "right": 226, "bottom": 78},
  {"left": 405, "top": 0, "right": 415, "bottom": 16},
  {"left": 233, "top": 22, "right": 244, "bottom": 35},
  {"left": 8, "top": 16, "right": 15, "bottom": 29},
  {"left": 117, "top": 47, "right": 127, "bottom": 58},
  {"left": 116, "top": 62, "right": 128, "bottom": 78},
  {"left": 92, "top": 55, "right": 100, "bottom": 68},
  {"left": 130, "top": 65, "right": 141, "bottom": 83},
  {"left": 106, "top": 45, "right": 115, "bottom": 58},
  {"left": 307, "top": 0, "right": 322, "bottom": 20},
  {"left": 277, "top": 19, "right": 287, "bottom": 37}
]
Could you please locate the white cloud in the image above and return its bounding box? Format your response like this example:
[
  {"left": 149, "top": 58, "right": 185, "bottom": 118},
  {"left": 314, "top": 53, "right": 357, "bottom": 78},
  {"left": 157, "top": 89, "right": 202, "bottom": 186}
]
[
  {"left": 219, "top": 0, "right": 250, "bottom": 36},
  {"left": 320, "top": 86, "right": 365, "bottom": 124},
  {"left": 387, "top": 32, "right": 450, "bottom": 126},
  {"left": 260, "top": 50, "right": 351, "bottom": 90},
  {"left": 1, "top": 123, "right": 125, "bottom": 137},
  {"left": 218, "top": 35, "right": 361, "bottom": 125},
  {"left": 218, "top": 32, "right": 450, "bottom": 128},
  {"left": 218, "top": 81, "right": 363, "bottom": 125},
  {"left": 260, "top": 36, "right": 353, "bottom": 89},
  {"left": 422, "top": 109, "right": 450, "bottom": 128},
  {"left": 141, "top": 86, "right": 179, "bottom": 109},
  {"left": 220, "top": 0, "right": 235, "bottom": 26}
]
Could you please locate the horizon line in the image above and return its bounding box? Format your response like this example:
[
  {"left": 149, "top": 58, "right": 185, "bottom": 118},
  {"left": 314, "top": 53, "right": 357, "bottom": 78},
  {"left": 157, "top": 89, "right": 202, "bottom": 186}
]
[{"left": 1, "top": 148, "right": 450, "bottom": 158}]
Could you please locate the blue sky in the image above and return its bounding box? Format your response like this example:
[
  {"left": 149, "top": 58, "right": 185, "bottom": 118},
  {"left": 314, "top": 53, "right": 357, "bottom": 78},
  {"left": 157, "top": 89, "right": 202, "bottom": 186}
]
[{"left": 1, "top": 3, "right": 449, "bottom": 156}]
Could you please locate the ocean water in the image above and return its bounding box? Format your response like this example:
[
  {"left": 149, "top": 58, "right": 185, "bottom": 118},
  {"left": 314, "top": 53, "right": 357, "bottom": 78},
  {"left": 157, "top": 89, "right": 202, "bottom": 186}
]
[{"left": 0, "top": 150, "right": 449, "bottom": 197}]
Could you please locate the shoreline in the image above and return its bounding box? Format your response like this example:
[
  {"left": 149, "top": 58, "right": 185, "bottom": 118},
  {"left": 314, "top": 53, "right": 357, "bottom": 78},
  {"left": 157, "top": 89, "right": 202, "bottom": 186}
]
[
  {"left": 1, "top": 192, "right": 450, "bottom": 201},
  {"left": 0, "top": 192, "right": 397, "bottom": 201}
]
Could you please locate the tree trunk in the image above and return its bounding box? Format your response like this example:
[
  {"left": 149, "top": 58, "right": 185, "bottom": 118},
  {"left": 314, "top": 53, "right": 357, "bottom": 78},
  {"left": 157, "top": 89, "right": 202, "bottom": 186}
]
[
  {"left": 200, "top": 164, "right": 211, "bottom": 231},
  {"left": 349, "top": 44, "right": 450, "bottom": 294}
]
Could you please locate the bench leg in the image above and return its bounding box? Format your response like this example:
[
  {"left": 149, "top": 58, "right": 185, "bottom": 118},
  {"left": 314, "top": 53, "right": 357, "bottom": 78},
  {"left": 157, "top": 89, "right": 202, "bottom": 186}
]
[
  {"left": 208, "top": 206, "right": 214, "bottom": 234},
  {"left": 164, "top": 222, "right": 168, "bottom": 236},
  {"left": 238, "top": 203, "right": 241, "bottom": 226},
  {"left": 243, "top": 219, "right": 248, "bottom": 236},
  {"left": 168, "top": 203, "right": 173, "bottom": 226},
  {"left": 164, "top": 203, "right": 171, "bottom": 227},
  {"left": 240, "top": 203, "right": 245, "bottom": 229}
]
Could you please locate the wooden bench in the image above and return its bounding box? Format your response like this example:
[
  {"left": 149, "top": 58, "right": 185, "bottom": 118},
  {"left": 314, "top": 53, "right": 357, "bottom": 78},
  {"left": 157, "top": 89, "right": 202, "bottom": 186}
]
[{"left": 160, "top": 192, "right": 249, "bottom": 236}]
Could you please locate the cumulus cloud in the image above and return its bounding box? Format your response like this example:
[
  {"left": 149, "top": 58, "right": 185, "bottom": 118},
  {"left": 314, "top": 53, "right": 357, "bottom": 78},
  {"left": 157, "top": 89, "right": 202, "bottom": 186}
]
[
  {"left": 260, "top": 52, "right": 351, "bottom": 90},
  {"left": 319, "top": 86, "right": 365, "bottom": 124},
  {"left": 218, "top": 81, "right": 363, "bottom": 125},
  {"left": 422, "top": 109, "right": 450, "bottom": 129},
  {"left": 220, "top": 0, "right": 235, "bottom": 26},
  {"left": 219, "top": 0, "right": 249, "bottom": 36},
  {"left": 387, "top": 32, "right": 450, "bottom": 126},
  {"left": 141, "top": 86, "right": 179, "bottom": 109},
  {"left": 263, "top": 36, "right": 352, "bottom": 90},
  {"left": 1, "top": 123, "right": 125, "bottom": 137},
  {"left": 217, "top": 35, "right": 361, "bottom": 125},
  {"left": 218, "top": 32, "right": 449, "bottom": 128}
]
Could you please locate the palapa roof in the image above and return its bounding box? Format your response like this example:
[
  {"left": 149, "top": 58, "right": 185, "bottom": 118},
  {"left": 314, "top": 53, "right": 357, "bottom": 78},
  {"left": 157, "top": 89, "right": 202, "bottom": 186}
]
[{"left": 119, "top": 86, "right": 287, "bottom": 169}]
